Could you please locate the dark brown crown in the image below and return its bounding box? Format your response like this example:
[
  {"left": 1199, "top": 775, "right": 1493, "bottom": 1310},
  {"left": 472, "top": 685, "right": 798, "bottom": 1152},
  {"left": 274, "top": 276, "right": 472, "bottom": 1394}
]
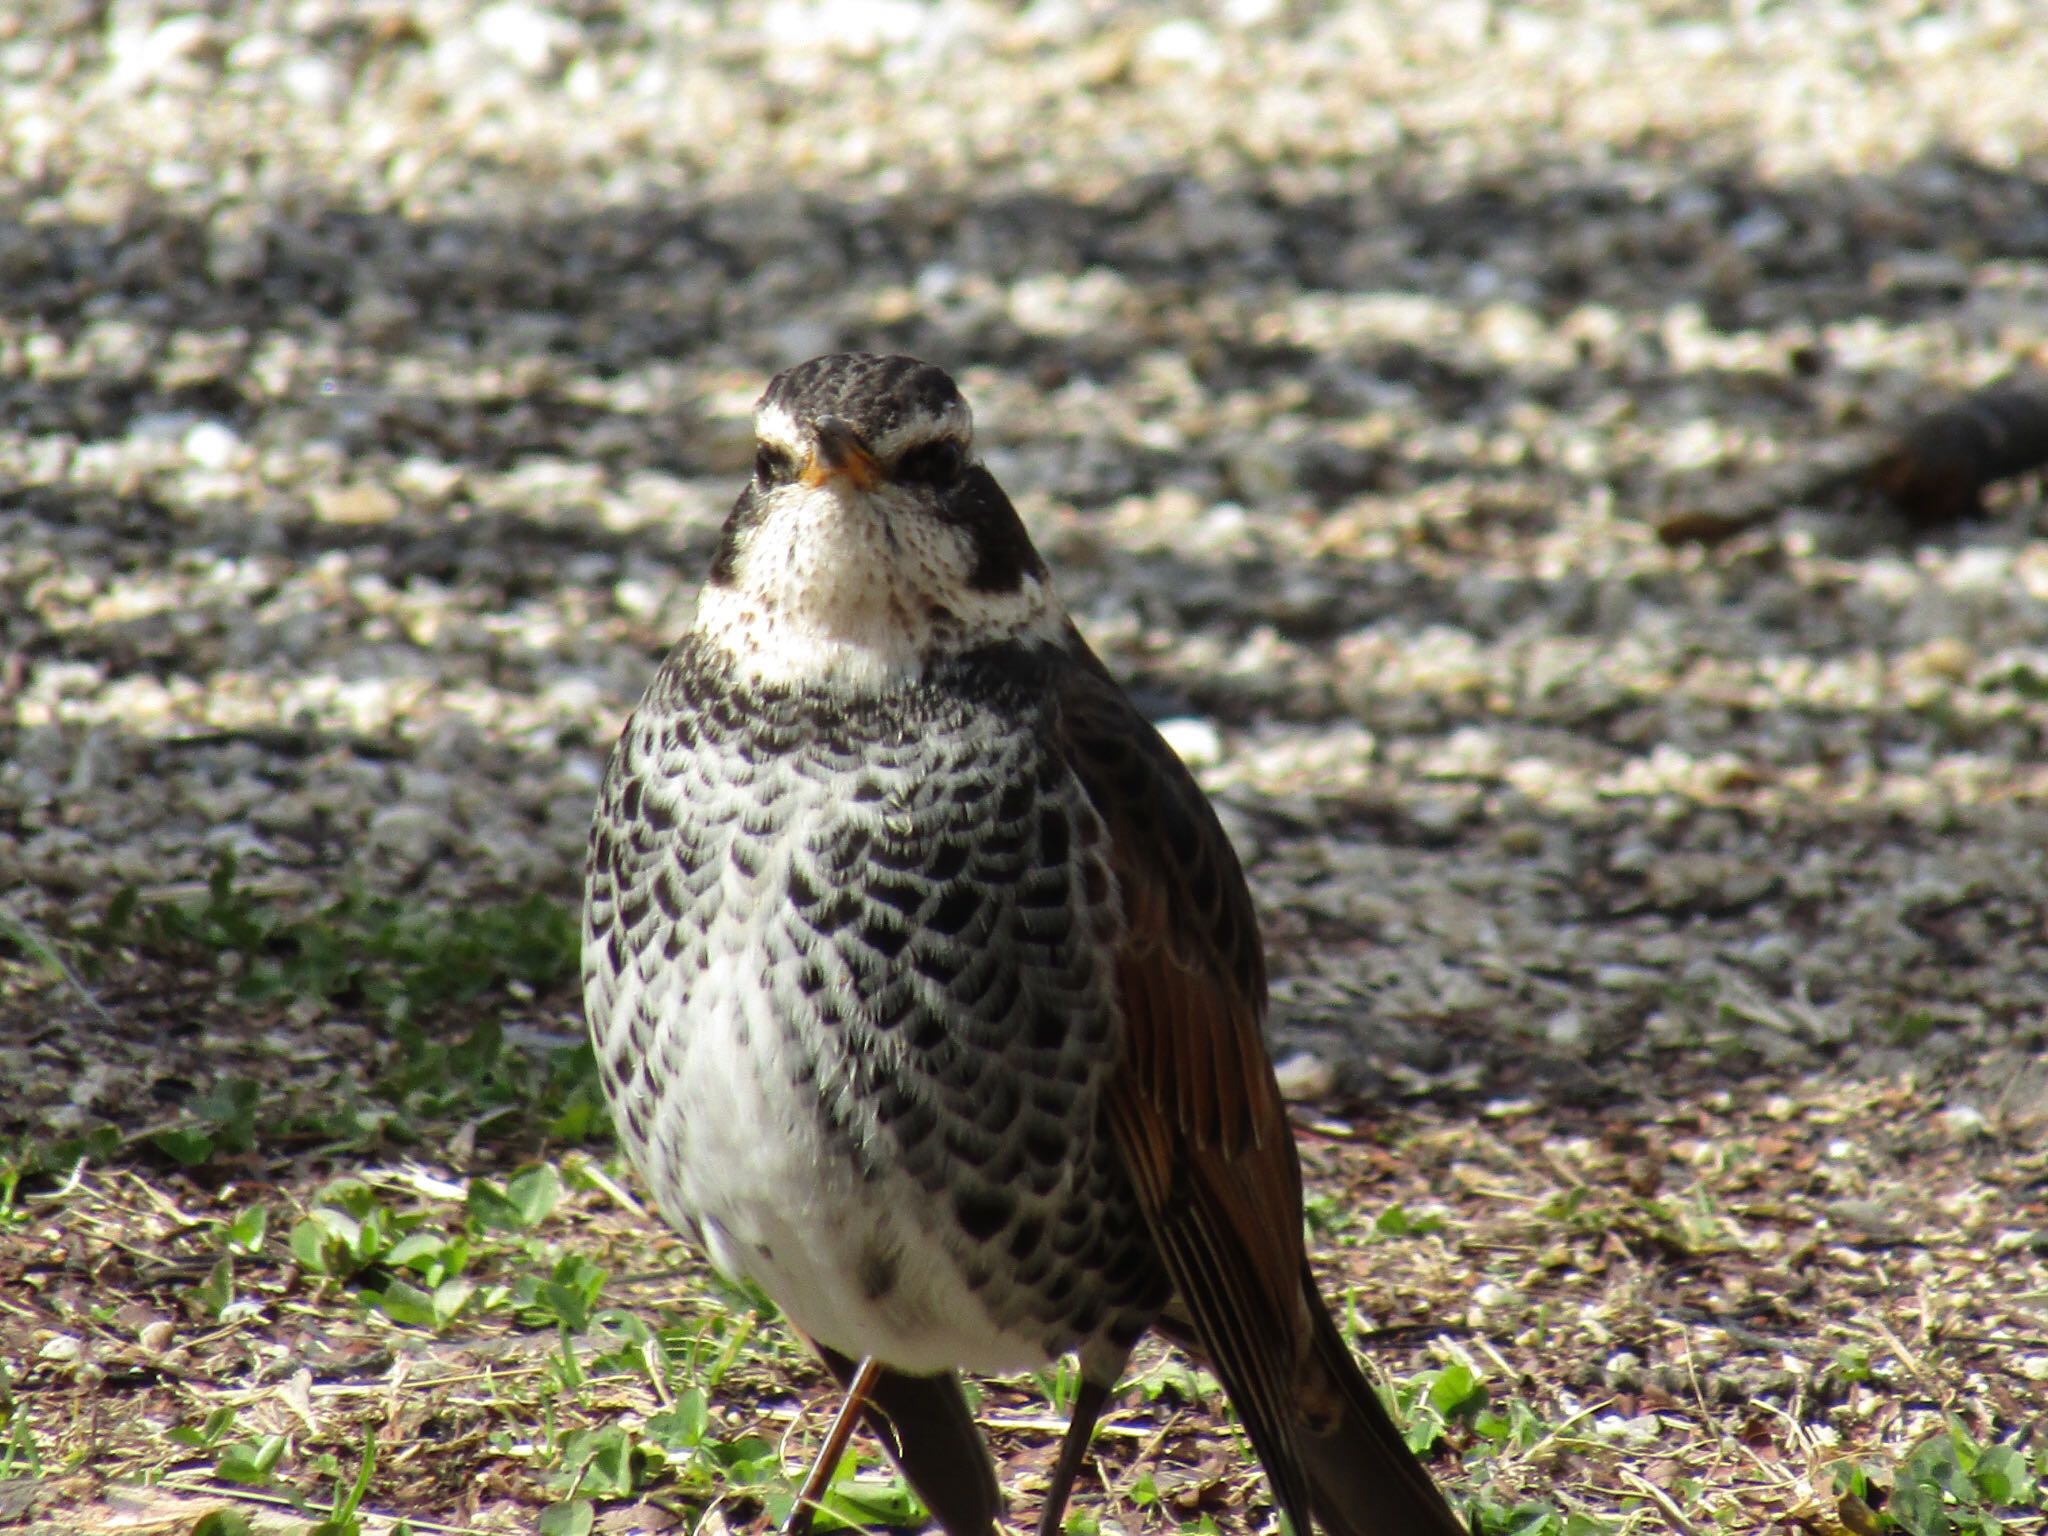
[{"left": 759, "top": 353, "right": 967, "bottom": 447}]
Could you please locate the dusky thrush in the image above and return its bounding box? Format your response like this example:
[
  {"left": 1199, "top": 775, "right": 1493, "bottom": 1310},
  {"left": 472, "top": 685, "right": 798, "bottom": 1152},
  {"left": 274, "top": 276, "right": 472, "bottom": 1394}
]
[{"left": 584, "top": 352, "right": 1466, "bottom": 1536}]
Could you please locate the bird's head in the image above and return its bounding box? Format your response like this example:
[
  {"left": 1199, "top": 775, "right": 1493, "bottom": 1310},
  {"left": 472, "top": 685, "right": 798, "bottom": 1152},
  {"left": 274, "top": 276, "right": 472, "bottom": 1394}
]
[{"left": 695, "top": 353, "right": 1061, "bottom": 690}]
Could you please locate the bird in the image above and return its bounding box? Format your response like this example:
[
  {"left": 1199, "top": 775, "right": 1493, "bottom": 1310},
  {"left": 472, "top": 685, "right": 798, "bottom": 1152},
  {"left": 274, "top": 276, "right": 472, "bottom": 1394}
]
[{"left": 582, "top": 351, "right": 1467, "bottom": 1536}]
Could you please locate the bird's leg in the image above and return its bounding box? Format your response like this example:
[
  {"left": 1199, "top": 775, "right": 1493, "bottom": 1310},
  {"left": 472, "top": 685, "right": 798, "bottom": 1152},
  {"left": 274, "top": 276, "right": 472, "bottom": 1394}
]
[
  {"left": 787, "top": 1354, "right": 882, "bottom": 1535},
  {"left": 1034, "top": 1373, "right": 1115, "bottom": 1536}
]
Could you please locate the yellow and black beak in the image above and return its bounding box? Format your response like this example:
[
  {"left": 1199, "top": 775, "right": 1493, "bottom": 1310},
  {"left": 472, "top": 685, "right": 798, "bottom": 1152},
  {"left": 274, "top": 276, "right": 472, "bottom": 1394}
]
[{"left": 801, "top": 415, "right": 881, "bottom": 492}]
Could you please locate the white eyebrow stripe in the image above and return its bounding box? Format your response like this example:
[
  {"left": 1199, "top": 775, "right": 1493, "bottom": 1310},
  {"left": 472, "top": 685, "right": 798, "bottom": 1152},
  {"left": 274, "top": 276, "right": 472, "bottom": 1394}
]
[
  {"left": 754, "top": 400, "right": 807, "bottom": 455},
  {"left": 865, "top": 402, "right": 973, "bottom": 461},
  {"left": 750, "top": 400, "right": 974, "bottom": 464}
]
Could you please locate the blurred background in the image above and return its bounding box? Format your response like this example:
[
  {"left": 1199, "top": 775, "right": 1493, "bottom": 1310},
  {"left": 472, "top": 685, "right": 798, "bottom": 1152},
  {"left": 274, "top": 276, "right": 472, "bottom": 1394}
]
[{"left": 7, "top": 0, "right": 2046, "bottom": 1088}]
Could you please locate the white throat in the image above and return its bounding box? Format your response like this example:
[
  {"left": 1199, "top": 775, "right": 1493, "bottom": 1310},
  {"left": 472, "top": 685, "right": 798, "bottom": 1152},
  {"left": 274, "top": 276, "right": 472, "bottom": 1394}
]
[{"left": 693, "top": 481, "right": 1061, "bottom": 692}]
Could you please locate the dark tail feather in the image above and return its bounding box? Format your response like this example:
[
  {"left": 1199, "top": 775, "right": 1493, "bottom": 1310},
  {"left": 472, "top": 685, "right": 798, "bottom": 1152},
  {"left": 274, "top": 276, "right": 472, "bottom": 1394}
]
[
  {"left": 1152, "top": 1278, "right": 1467, "bottom": 1536},
  {"left": 816, "top": 1347, "right": 1001, "bottom": 1536},
  {"left": 1298, "top": 1270, "right": 1469, "bottom": 1536}
]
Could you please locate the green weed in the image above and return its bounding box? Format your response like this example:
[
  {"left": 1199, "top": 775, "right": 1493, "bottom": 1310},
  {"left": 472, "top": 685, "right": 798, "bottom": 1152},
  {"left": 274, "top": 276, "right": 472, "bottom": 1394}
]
[
  {"left": 64, "top": 855, "right": 605, "bottom": 1165},
  {"left": 1834, "top": 1420, "right": 2045, "bottom": 1536},
  {"left": 95, "top": 854, "right": 578, "bottom": 1021}
]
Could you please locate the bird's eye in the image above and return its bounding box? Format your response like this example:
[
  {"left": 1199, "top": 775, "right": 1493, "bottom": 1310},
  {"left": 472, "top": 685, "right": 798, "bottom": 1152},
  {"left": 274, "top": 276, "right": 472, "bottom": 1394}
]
[
  {"left": 894, "top": 438, "right": 965, "bottom": 486},
  {"left": 755, "top": 445, "right": 796, "bottom": 485}
]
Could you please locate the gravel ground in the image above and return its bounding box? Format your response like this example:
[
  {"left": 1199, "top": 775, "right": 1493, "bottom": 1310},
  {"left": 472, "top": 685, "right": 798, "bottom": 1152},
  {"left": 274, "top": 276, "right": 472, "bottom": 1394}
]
[{"left": 4, "top": 0, "right": 2048, "bottom": 1114}]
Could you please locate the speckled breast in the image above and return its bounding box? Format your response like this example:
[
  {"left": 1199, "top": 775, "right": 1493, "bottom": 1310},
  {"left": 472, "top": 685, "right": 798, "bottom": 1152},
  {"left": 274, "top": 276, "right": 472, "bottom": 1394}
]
[{"left": 582, "top": 636, "right": 1166, "bottom": 1370}]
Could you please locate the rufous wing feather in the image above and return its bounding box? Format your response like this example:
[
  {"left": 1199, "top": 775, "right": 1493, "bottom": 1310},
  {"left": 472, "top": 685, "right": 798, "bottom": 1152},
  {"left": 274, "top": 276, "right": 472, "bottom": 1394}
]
[{"left": 1054, "top": 631, "right": 1467, "bottom": 1536}]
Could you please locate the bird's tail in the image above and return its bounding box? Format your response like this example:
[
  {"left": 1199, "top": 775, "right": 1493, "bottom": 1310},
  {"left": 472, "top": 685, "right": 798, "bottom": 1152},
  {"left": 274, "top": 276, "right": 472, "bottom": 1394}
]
[{"left": 1294, "top": 1267, "right": 1470, "bottom": 1536}]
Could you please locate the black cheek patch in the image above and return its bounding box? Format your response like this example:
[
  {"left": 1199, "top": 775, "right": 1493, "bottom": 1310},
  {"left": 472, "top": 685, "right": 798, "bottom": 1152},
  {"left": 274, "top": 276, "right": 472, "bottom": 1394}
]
[
  {"left": 706, "top": 486, "right": 763, "bottom": 586},
  {"left": 948, "top": 468, "right": 1048, "bottom": 593}
]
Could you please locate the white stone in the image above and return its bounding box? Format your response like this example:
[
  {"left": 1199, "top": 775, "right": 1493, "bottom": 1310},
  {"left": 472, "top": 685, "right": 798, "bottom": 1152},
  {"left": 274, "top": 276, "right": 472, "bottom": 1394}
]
[
  {"left": 1272, "top": 1050, "right": 1335, "bottom": 1102},
  {"left": 1141, "top": 20, "right": 1225, "bottom": 74},
  {"left": 476, "top": 1, "right": 579, "bottom": 73},
  {"left": 1154, "top": 716, "right": 1224, "bottom": 771},
  {"left": 183, "top": 420, "right": 244, "bottom": 470},
  {"left": 1938, "top": 1104, "right": 1989, "bottom": 1139}
]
